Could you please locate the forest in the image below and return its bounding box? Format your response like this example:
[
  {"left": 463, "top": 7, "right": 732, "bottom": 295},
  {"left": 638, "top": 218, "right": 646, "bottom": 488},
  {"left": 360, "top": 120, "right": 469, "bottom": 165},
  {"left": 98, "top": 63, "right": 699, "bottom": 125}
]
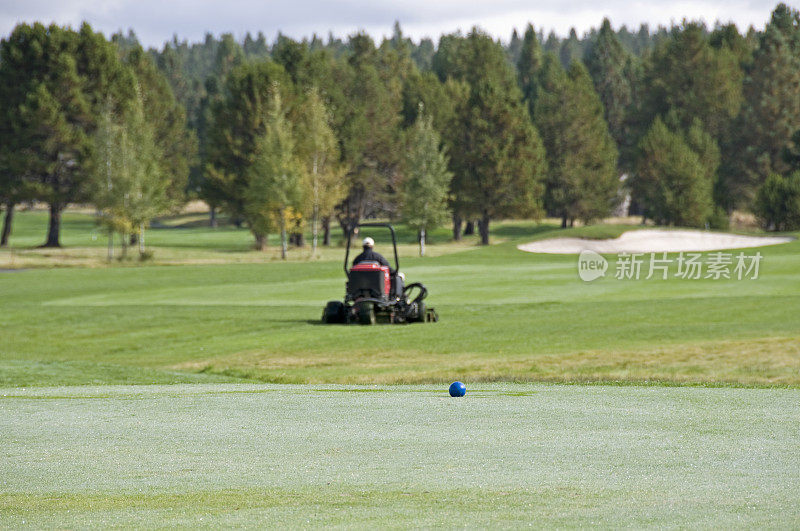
[{"left": 1, "top": 3, "right": 799, "bottom": 255}]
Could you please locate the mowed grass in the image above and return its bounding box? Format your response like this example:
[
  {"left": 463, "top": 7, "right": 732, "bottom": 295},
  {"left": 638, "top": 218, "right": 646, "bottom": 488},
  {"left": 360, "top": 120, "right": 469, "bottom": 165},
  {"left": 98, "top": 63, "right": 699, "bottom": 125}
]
[
  {"left": 1, "top": 384, "right": 799, "bottom": 527},
  {"left": 2, "top": 211, "right": 800, "bottom": 527},
  {"left": 1, "top": 209, "right": 799, "bottom": 386}
]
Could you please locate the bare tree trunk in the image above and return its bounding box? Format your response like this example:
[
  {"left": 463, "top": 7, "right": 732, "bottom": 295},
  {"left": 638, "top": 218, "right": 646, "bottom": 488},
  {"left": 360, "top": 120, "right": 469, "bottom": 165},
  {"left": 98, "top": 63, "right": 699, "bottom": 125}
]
[
  {"left": 419, "top": 228, "right": 426, "bottom": 257},
  {"left": 107, "top": 230, "right": 114, "bottom": 261},
  {"left": 452, "top": 213, "right": 462, "bottom": 241},
  {"left": 209, "top": 206, "right": 218, "bottom": 228},
  {"left": 561, "top": 215, "right": 568, "bottom": 228},
  {"left": 138, "top": 223, "right": 145, "bottom": 255},
  {"left": 254, "top": 233, "right": 266, "bottom": 251},
  {"left": 464, "top": 220, "right": 475, "bottom": 235},
  {"left": 280, "top": 208, "right": 288, "bottom": 260},
  {"left": 1, "top": 202, "right": 14, "bottom": 247},
  {"left": 121, "top": 231, "right": 128, "bottom": 259},
  {"left": 478, "top": 213, "right": 490, "bottom": 245},
  {"left": 322, "top": 216, "right": 331, "bottom": 246},
  {"left": 311, "top": 205, "right": 319, "bottom": 256},
  {"left": 42, "top": 203, "right": 62, "bottom": 248}
]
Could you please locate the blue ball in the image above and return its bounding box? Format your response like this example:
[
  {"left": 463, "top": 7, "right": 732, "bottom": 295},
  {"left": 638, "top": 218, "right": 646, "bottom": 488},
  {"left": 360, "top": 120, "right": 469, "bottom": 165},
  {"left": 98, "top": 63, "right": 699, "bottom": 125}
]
[{"left": 449, "top": 381, "right": 466, "bottom": 397}]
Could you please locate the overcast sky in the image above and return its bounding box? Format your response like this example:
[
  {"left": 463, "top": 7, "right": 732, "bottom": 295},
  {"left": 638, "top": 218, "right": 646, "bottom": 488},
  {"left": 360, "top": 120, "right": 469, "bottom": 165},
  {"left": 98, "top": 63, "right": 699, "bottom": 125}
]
[{"left": 0, "top": 0, "right": 788, "bottom": 48}]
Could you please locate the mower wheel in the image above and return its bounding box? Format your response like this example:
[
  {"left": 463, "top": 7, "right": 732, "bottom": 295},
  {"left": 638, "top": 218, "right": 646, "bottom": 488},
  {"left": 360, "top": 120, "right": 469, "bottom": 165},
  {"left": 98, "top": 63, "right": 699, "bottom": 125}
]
[
  {"left": 357, "top": 301, "right": 376, "bottom": 325},
  {"left": 411, "top": 301, "right": 426, "bottom": 322},
  {"left": 322, "top": 301, "right": 345, "bottom": 323}
]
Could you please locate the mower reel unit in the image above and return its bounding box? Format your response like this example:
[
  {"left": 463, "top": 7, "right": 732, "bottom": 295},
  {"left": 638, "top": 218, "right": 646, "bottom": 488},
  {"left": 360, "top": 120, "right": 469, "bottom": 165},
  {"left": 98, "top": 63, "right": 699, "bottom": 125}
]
[{"left": 322, "top": 223, "right": 438, "bottom": 325}]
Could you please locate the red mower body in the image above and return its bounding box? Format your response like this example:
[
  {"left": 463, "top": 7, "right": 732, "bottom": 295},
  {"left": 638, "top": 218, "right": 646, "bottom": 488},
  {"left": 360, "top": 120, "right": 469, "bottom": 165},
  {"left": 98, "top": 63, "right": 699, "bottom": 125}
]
[{"left": 349, "top": 262, "right": 391, "bottom": 297}]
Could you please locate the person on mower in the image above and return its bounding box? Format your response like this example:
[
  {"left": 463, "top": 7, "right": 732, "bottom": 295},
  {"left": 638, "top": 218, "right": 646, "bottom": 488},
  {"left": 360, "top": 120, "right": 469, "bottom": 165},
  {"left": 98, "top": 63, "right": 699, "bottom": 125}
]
[
  {"left": 353, "top": 237, "right": 406, "bottom": 298},
  {"left": 352, "top": 237, "right": 395, "bottom": 274}
]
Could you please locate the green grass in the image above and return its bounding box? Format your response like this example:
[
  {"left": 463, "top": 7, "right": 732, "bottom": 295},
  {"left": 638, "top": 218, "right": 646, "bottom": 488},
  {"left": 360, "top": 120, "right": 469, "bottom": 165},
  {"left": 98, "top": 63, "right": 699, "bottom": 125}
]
[
  {"left": 1, "top": 383, "right": 799, "bottom": 527},
  {"left": 1, "top": 209, "right": 799, "bottom": 387},
  {"left": 0, "top": 209, "right": 491, "bottom": 267},
  {"left": 2, "top": 210, "right": 800, "bottom": 526}
]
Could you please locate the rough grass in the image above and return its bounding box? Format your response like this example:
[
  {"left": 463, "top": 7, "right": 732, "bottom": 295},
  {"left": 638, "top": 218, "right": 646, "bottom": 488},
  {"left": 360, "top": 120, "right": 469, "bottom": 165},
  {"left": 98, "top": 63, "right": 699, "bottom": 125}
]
[
  {"left": 174, "top": 336, "right": 800, "bottom": 386},
  {"left": 1, "top": 384, "right": 799, "bottom": 527}
]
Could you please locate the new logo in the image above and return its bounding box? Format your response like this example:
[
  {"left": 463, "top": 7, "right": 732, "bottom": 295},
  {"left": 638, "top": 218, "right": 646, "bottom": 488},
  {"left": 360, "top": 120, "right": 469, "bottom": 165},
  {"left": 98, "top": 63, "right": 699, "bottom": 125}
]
[{"left": 578, "top": 250, "right": 608, "bottom": 282}]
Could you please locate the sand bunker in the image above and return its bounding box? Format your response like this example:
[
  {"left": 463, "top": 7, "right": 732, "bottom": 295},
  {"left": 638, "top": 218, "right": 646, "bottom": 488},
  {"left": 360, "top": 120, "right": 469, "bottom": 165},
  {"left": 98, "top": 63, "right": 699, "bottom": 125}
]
[{"left": 517, "top": 229, "right": 793, "bottom": 254}]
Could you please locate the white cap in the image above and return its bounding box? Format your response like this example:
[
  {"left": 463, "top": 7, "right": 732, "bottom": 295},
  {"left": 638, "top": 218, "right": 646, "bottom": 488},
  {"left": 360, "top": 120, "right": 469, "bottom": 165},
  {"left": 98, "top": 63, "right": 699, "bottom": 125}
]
[{"left": 363, "top": 237, "right": 374, "bottom": 247}]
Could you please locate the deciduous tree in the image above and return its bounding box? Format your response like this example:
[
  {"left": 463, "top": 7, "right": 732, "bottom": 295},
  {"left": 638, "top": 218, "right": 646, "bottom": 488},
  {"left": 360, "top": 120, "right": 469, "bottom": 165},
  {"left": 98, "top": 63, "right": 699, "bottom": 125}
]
[
  {"left": 90, "top": 93, "right": 168, "bottom": 258},
  {"left": 401, "top": 111, "right": 452, "bottom": 256},
  {"left": 294, "top": 87, "right": 346, "bottom": 255},
  {"left": 245, "top": 88, "right": 302, "bottom": 257}
]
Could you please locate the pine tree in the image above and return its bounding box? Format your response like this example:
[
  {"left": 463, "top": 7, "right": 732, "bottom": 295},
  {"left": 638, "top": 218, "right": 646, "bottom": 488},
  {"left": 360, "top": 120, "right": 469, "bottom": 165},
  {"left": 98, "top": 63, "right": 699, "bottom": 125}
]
[
  {"left": 333, "top": 33, "right": 404, "bottom": 232},
  {"left": 559, "top": 28, "right": 582, "bottom": 68},
  {"left": 204, "top": 60, "right": 293, "bottom": 241},
  {"left": 0, "top": 101, "right": 36, "bottom": 246},
  {"left": 734, "top": 4, "right": 800, "bottom": 206},
  {"left": 401, "top": 111, "right": 452, "bottom": 256},
  {"left": 441, "top": 30, "right": 547, "bottom": 244},
  {"left": 192, "top": 35, "right": 245, "bottom": 225},
  {"left": 0, "top": 22, "right": 135, "bottom": 247},
  {"left": 585, "top": 18, "right": 637, "bottom": 170},
  {"left": 708, "top": 23, "right": 755, "bottom": 212},
  {"left": 401, "top": 70, "right": 456, "bottom": 131},
  {"left": 507, "top": 29, "right": 523, "bottom": 65},
  {"left": 633, "top": 117, "right": 717, "bottom": 226},
  {"left": 642, "top": 22, "right": 743, "bottom": 139},
  {"left": 534, "top": 56, "right": 619, "bottom": 226},
  {"left": 517, "top": 24, "right": 544, "bottom": 118},
  {"left": 754, "top": 172, "right": 800, "bottom": 230},
  {"left": 782, "top": 129, "right": 800, "bottom": 173},
  {"left": 544, "top": 31, "right": 560, "bottom": 55}
]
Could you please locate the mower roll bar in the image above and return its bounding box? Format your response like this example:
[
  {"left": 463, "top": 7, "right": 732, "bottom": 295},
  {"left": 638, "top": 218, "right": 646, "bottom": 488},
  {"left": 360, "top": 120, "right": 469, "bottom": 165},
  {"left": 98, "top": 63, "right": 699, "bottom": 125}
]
[{"left": 344, "top": 222, "right": 400, "bottom": 278}]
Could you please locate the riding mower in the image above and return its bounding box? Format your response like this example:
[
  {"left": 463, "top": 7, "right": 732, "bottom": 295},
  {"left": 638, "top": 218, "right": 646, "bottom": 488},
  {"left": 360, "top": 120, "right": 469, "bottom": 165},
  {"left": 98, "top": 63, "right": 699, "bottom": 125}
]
[{"left": 321, "top": 223, "right": 439, "bottom": 325}]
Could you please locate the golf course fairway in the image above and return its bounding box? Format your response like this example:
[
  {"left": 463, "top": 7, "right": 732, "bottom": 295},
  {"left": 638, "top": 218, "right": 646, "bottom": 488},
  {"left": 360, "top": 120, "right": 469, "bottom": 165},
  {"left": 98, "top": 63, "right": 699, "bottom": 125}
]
[
  {"left": 2, "top": 384, "right": 799, "bottom": 527},
  {"left": 2, "top": 218, "right": 800, "bottom": 387},
  {"left": 2, "top": 214, "right": 800, "bottom": 526}
]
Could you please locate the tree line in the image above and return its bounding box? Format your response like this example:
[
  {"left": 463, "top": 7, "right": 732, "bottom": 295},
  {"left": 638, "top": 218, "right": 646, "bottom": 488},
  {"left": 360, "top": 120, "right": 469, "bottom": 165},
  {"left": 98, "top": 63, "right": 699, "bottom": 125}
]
[{"left": 1, "top": 4, "right": 799, "bottom": 256}]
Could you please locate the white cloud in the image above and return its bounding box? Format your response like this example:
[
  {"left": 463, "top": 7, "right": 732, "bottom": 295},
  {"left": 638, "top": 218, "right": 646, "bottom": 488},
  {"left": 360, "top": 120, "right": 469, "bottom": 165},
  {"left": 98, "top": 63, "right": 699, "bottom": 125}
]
[{"left": 0, "top": 0, "right": 783, "bottom": 48}]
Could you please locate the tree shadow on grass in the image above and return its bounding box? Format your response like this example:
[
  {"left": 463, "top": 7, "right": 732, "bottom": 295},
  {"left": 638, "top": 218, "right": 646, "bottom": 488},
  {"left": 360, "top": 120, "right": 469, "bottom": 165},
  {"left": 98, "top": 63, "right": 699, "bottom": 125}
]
[{"left": 490, "top": 224, "right": 561, "bottom": 240}]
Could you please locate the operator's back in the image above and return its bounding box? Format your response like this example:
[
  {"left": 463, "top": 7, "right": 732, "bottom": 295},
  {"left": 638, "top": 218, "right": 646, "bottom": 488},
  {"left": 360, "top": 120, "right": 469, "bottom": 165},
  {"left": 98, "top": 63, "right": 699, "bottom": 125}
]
[{"left": 352, "top": 237, "right": 391, "bottom": 271}]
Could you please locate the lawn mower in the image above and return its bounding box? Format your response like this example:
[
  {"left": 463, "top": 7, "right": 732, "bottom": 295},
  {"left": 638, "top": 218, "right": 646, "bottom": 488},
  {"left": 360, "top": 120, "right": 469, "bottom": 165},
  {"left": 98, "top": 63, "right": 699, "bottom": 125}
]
[{"left": 321, "top": 223, "right": 438, "bottom": 325}]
